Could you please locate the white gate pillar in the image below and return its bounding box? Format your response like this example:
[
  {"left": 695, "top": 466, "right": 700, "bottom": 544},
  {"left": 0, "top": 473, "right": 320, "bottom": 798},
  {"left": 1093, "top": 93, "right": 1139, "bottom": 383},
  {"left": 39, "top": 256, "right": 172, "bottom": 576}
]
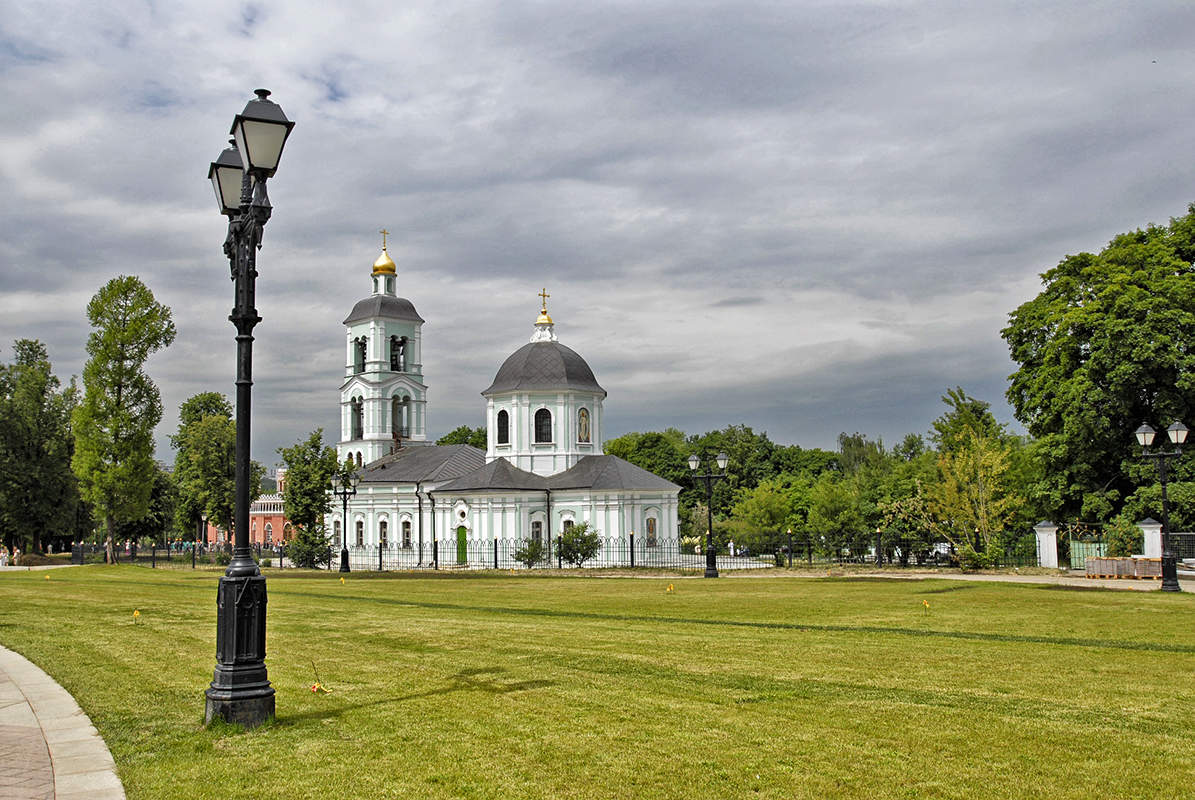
[
  {"left": 1138, "top": 518, "right": 1163, "bottom": 558},
  {"left": 1033, "top": 521, "right": 1059, "bottom": 569}
]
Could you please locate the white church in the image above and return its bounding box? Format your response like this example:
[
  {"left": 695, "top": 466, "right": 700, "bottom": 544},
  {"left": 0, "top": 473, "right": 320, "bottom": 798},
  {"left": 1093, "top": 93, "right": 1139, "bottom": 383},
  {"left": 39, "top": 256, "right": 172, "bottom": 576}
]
[{"left": 330, "top": 239, "right": 681, "bottom": 568}]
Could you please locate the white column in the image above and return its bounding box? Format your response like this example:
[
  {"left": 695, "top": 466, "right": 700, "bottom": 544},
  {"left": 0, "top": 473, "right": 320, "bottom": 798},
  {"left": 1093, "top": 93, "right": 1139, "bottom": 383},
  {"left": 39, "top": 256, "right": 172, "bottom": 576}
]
[
  {"left": 1033, "top": 521, "right": 1058, "bottom": 568},
  {"left": 1139, "top": 519, "right": 1163, "bottom": 558}
]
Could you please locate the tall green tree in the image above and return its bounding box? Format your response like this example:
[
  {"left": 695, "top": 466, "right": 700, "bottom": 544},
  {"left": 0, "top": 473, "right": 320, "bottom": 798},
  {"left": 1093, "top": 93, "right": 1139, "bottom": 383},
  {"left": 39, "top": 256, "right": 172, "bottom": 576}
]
[
  {"left": 278, "top": 429, "right": 340, "bottom": 534},
  {"left": 436, "top": 425, "right": 487, "bottom": 449},
  {"left": 0, "top": 340, "right": 82, "bottom": 554},
  {"left": 72, "top": 276, "right": 176, "bottom": 562},
  {"left": 175, "top": 413, "right": 263, "bottom": 535},
  {"left": 1003, "top": 206, "right": 1195, "bottom": 521},
  {"left": 171, "top": 392, "right": 234, "bottom": 541}
]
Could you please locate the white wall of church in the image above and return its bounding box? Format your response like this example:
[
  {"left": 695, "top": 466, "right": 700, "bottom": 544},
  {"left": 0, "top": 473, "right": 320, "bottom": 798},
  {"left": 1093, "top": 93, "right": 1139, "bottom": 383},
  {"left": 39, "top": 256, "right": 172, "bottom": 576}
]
[{"left": 485, "top": 390, "right": 603, "bottom": 476}]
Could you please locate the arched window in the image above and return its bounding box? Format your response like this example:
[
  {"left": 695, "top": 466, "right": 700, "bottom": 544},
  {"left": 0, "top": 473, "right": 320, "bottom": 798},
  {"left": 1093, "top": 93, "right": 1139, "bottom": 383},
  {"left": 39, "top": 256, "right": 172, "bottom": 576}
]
[
  {"left": 531, "top": 520, "right": 542, "bottom": 544},
  {"left": 402, "top": 520, "right": 412, "bottom": 548},
  {"left": 379, "top": 520, "right": 388, "bottom": 548},
  {"left": 265, "top": 523, "right": 273, "bottom": 543},
  {"left": 645, "top": 517, "right": 658, "bottom": 548},
  {"left": 497, "top": 410, "right": 509, "bottom": 444},
  {"left": 356, "top": 451, "right": 363, "bottom": 468},
  {"left": 389, "top": 336, "right": 406, "bottom": 372},
  {"left": 353, "top": 336, "right": 366, "bottom": 373},
  {"left": 283, "top": 523, "right": 292, "bottom": 542},
  {"left": 534, "top": 408, "right": 552, "bottom": 443},
  {"left": 333, "top": 520, "right": 341, "bottom": 549},
  {"left": 562, "top": 519, "right": 574, "bottom": 532},
  {"left": 392, "top": 395, "right": 410, "bottom": 438},
  {"left": 355, "top": 520, "right": 364, "bottom": 547},
  {"left": 350, "top": 397, "right": 363, "bottom": 440},
  {"left": 577, "top": 408, "right": 591, "bottom": 443}
]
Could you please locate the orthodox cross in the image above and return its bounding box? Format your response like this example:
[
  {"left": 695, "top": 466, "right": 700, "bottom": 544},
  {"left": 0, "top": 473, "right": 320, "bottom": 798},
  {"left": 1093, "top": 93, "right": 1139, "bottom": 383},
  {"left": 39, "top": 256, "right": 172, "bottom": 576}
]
[
  {"left": 539, "top": 287, "right": 550, "bottom": 310},
  {"left": 380, "top": 228, "right": 390, "bottom": 250}
]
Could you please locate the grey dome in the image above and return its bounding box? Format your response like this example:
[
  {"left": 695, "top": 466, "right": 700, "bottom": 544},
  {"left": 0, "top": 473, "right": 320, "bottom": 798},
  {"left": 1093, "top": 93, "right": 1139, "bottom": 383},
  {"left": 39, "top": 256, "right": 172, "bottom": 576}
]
[
  {"left": 343, "top": 295, "right": 424, "bottom": 325},
  {"left": 482, "top": 341, "right": 606, "bottom": 397}
]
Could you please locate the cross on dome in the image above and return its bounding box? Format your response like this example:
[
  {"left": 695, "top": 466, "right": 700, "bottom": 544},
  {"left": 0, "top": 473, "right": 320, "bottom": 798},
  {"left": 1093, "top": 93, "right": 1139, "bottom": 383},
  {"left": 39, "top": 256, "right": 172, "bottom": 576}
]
[{"left": 531, "top": 287, "right": 557, "bottom": 342}]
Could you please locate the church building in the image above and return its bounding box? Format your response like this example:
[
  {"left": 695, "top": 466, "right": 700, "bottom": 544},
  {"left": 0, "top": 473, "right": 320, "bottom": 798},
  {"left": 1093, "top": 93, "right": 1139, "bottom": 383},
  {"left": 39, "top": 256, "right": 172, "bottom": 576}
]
[{"left": 330, "top": 239, "right": 680, "bottom": 568}]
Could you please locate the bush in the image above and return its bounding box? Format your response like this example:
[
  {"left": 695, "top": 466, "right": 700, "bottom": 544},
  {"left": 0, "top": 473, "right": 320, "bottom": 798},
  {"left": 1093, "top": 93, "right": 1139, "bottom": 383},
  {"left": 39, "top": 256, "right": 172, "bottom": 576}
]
[
  {"left": 286, "top": 524, "right": 332, "bottom": 569},
  {"left": 958, "top": 545, "right": 1002, "bottom": 570},
  {"left": 557, "top": 522, "right": 601, "bottom": 566},
  {"left": 214, "top": 551, "right": 231, "bottom": 566},
  {"left": 260, "top": 557, "right": 272, "bottom": 568},
  {"left": 1105, "top": 516, "right": 1143, "bottom": 557},
  {"left": 513, "top": 538, "right": 547, "bottom": 568}
]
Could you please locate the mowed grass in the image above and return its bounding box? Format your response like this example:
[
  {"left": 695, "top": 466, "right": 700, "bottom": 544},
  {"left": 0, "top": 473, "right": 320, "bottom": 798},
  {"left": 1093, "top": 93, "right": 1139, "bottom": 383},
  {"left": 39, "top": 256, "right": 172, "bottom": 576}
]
[{"left": 0, "top": 567, "right": 1192, "bottom": 799}]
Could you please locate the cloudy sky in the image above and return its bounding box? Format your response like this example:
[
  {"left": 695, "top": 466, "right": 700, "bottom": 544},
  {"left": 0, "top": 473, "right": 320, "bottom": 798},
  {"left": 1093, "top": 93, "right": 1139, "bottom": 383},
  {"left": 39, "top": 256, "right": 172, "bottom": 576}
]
[{"left": 3, "top": 1, "right": 1193, "bottom": 467}]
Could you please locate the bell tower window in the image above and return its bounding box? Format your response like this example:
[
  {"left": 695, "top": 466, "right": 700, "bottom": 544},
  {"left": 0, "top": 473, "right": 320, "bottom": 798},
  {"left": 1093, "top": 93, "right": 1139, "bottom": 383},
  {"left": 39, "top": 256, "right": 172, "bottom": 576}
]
[
  {"left": 497, "top": 410, "right": 509, "bottom": 444},
  {"left": 390, "top": 336, "right": 406, "bottom": 371},
  {"left": 353, "top": 336, "right": 366, "bottom": 373},
  {"left": 350, "top": 397, "right": 363, "bottom": 440},
  {"left": 534, "top": 408, "right": 552, "bottom": 443},
  {"left": 392, "top": 395, "right": 411, "bottom": 438}
]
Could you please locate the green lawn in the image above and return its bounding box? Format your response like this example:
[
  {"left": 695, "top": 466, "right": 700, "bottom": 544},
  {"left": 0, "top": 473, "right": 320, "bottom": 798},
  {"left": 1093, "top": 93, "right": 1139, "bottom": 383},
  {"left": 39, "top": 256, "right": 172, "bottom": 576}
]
[{"left": 0, "top": 567, "right": 1192, "bottom": 799}]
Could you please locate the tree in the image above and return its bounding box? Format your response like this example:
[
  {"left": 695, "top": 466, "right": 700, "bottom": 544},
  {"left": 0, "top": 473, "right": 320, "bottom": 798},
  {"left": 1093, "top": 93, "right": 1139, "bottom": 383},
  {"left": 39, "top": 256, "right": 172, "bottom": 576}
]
[
  {"left": 278, "top": 428, "right": 340, "bottom": 535},
  {"left": 171, "top": 393, "right": 233, "bottom": 542},
  {"left": 71, "top": 277, "right": 176, "bottom": 562},
  {"left": 557, "top": 522, "right": 601, "bottom": 566},
  {"left": 0, "top": 340, "right": 82, "bottom": 554},
  {"left": 437, "top": 425, "right": 486, "bottom": 449},
  {"left": 175, "top": 413, "right": 263, "bottom": 535},
  {"left": 1003, "top": 207, "right": 1195, "bottom": 521},
  {"left": 926, "top": 427, "right": 1024, "bottom": 559},
  {"left": 114, "top": 463, "right": 176, "bottom": 545},
  {"left": 513, "top": 537, "right": 547, "bottom": 567},
  {"left": 603, "top": 429, "right": 691, "bottom": 488}
]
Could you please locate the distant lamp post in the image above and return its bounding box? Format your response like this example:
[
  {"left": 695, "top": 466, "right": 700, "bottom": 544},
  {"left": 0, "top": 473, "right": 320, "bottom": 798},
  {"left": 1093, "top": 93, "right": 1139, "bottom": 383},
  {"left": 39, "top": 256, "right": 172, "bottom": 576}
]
[
  {"left": 331, "top": 469, "right": 360, "bottom": 573},
  {"left": 1136, "top": 421, "right": 1188, "bottom": 592},
  {"left": 688, "top": 452, "right": 729, "bottom": 578},
  {"left": 203, "top": 89, "right": 294, "bottom": 727}
]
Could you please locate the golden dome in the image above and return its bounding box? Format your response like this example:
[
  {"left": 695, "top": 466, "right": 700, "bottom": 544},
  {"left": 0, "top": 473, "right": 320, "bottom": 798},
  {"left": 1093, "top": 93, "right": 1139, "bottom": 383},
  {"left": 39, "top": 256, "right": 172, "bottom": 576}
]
[{"left": 372, "top": 247, "right": 396, "bottom": 275}]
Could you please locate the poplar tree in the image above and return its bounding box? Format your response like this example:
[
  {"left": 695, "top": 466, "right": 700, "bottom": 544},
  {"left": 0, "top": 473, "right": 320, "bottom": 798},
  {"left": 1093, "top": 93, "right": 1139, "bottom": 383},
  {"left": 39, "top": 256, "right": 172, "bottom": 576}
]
[{"left": 72, "top": 276, "right": 176, "bottom": 562}]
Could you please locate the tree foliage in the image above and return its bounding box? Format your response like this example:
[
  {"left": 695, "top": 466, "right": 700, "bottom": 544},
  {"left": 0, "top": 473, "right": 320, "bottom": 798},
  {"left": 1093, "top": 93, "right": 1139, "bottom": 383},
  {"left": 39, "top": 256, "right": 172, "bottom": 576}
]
[
  {"left": 278, "top": 430, "right": 340, "bottom": 533},
  {"left": 174, "top": 409, "right": 263, "bottom": 534},
  {"left": 0, "top": 340, "right": 83, "bottom": 553},
  {"left": 1003, "top": 207, "right": 1195, "bottom": 521},
  {"left": 437, "top": 425, "right": 487, "bottom": 449},
  {"left": 71, "top": 276, "right": 175, "bottom": 560},
  {"left": 557, "top": 522, "right": 601, "bottom": 566}
]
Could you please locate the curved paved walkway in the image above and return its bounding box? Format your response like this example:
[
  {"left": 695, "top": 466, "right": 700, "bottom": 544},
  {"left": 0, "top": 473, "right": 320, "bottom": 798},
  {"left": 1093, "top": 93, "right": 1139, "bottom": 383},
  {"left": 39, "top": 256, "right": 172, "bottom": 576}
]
[{"left": 0, "top": 645, "right": 124, "bottom": 799}]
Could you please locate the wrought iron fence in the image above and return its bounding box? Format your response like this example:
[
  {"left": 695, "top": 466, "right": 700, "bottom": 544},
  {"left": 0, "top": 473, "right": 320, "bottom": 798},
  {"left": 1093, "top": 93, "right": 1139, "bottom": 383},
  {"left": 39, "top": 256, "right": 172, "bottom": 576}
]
[{"left": 77, "top": 542, "right": 289, "bottom": 569}]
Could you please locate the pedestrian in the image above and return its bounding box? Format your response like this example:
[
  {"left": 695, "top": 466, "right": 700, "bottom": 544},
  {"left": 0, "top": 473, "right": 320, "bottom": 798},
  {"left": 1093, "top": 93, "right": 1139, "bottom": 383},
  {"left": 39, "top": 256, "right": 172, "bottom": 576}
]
[
  {"left": 12, "top": 548, "right": 20, "bottom": 567},
  {"left": 0, "top": 548, "right": 8, "bottom": 567}
]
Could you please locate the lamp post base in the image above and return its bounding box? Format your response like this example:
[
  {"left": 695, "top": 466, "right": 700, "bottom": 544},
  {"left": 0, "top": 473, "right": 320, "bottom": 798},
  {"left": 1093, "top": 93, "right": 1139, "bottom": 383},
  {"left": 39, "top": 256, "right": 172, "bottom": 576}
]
[
  {"left": 204, "top": 574, "right": 274, "bottom": 728},
  {"left": 339, "top": 547, "right": 350, "bottom": 573},
  {"left": 1161, "top": 553, "right": 1182, "bottom": 592}
]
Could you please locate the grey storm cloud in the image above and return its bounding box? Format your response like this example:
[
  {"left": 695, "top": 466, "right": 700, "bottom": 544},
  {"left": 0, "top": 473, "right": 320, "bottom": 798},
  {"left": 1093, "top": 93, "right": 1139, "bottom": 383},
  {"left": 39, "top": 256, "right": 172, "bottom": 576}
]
[{"left": 2, "top": 0, "right": 1194, "bottom": 466}]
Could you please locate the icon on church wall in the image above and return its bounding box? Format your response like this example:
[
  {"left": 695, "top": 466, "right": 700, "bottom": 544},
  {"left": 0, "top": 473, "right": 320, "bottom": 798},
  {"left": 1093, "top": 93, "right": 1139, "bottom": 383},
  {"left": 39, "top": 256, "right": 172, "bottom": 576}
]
[
  {"left": 646, "top": 518, "right": 658, "bottom": 548},
  {"left": 578, "top": 407, "right": 590, "bottom": 443}
]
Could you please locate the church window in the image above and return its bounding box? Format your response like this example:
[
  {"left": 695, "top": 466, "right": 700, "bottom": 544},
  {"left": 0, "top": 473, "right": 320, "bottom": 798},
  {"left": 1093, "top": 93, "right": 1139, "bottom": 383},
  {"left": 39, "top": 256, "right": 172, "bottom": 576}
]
[
  {"left": 373, "top": 277, "right": 379, "bottom": 293},
  {"left": 333, "top": 521, "right": 341, "bottom": 549},
  {"left": 562, "top": 519, "right": 574, "bottom": 532},
  {"left": 646, "top": 518, "right": 658, "bottom": 548},
  {"left": 392, "top": 395, "right": 410, "bottom": 438},
  {"left": 350, "top": 397, "right": 363, "bottom": 440},
  {"left": 534, "top": 408, "right": 552, "bottom": 443},
  {"left": 379, "top": 520, "right": 388, "bottom": 548},
  {"left": 577, "top": 408, "right": 591, "bottom": 443},
  {"left": 402, "top": 520, "right": 412, "bottom": 549},
  {"left": 265, "top": 523, "right": 272, "bottom": 543},
  {"left": 355, "top": 520, "right": 364, "bottom": 547},
  {"left": 531, "top": 521, "right": 542, "bottom": 544},
  {"left": 283, "top": 523, "right": 292, "bottom": 542},
  {"left": 390, "top": 336, "right": 406, "bottom": 372},
  {"left": 356, "top": 452, "right": 363, "bottom": 468},
  {"left": 353, "top": 337, "right": 366, "bottom": 373},
  {"left": 497, "top": 410, "right": 509, "bottom": 444},
  {"left": 385, "top": 276, "right": 395, "bottom": 294}
]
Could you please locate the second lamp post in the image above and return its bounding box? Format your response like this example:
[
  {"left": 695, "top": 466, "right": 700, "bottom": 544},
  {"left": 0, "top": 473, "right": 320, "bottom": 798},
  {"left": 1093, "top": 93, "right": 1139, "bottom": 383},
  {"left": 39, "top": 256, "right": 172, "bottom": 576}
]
[
  {"left": 688, "top": 452, "right": 729, "bottom": 578},
  {"left": 332, "top": 469, "right": 360, "bottom": 573},
  {"left": 1135, "top": 421, "right": 1188, "bottom": 592}
]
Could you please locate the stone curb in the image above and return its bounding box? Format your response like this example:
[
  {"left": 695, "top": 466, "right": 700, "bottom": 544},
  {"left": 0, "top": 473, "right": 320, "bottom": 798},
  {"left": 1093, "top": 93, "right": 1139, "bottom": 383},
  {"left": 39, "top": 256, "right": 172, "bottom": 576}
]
[{"left": 0, "top": 644, "right": 125, "bottom": 800}]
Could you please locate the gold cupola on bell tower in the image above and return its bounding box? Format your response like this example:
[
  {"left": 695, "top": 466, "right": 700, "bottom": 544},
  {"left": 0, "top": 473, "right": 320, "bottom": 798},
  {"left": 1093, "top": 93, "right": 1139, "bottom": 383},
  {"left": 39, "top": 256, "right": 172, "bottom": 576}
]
[{"left": 372, "top": 228, "right": 396, "bottom": 276}]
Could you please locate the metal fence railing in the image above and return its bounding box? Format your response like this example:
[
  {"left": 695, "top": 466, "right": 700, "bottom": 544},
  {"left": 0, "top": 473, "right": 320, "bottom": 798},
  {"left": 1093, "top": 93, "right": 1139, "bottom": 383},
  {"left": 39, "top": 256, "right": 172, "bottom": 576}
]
[{"left": 72, "top": 542, "right": 289, "bottom": 569}]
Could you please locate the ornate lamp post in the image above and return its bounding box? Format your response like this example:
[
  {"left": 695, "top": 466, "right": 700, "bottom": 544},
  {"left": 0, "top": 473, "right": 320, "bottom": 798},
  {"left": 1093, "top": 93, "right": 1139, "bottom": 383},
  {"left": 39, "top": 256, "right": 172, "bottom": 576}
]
[
  {"left": 331, "top": 469, "right": 359, "bottom": 573},
  {"left": 203, "top": 89, "right": 294, "bottom": 727},
  {"left": 688, "top": 452, "right": 729, "bottom": 578},
  {"left": 1136, "top": 421, "right": 1188, "bottom": 593}
]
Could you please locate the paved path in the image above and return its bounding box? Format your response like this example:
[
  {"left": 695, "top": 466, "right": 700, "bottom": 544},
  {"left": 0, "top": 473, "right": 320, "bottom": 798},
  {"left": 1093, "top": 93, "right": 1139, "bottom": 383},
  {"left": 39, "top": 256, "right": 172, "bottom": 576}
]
[{"left": 0, "top": 645, "right": 124, "bottom": 800}]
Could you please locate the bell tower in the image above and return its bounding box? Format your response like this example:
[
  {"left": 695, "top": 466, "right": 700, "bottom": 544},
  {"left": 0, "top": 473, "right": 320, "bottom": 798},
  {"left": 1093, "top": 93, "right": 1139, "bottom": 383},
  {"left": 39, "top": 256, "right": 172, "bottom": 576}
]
[{"left": 337, "top": 231, "right": 428, "bottom": 466}]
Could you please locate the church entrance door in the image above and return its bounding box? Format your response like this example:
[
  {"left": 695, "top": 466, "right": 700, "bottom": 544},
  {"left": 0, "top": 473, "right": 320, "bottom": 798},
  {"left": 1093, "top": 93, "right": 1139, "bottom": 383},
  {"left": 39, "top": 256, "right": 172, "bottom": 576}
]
[{"left": 456, "top": 526, "right": 467, "bottom": 564}]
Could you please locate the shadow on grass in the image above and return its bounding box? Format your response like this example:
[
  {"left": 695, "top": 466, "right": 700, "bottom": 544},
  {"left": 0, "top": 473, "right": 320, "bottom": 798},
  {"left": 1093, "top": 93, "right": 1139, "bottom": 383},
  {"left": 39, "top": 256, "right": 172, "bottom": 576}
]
[
  {"left": 918, "top": 584, "right": 981, "bottom": 595},
  {"left": 277, "top": 667, "right": 554, "bottom": 725},
  {"left": 279, "top": 589, "right": 1195, "bottom": 656}
]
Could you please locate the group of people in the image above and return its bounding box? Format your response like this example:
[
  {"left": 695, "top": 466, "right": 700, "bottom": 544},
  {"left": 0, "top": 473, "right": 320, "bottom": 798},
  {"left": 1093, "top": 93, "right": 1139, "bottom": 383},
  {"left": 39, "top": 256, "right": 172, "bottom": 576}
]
[{"left": 0, "top": 547, "right": 19, "bottom": 567}]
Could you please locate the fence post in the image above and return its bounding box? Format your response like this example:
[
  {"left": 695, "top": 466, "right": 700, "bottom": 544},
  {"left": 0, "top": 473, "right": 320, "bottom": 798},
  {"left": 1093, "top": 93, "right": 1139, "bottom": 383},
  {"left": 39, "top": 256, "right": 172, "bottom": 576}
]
[
  {"left": 630, "top": 532, "right": 635, "bottom": 568},
  {"left": 558, "top": 535, "right": 563, "bottom": 569},
  {"left": 493, "top": 537, "right": 498, "bottom": 570},
  {"left": 788, "top": 532, "right": 793, "bottom": 568},
  {"left": 876, "top": 528, "right": 883, "bottom": 567},
  {"left": 1033, "top": 521, "right": 1059, "bottom": 569},
  {"left": 378, "top": 543, "right": 383, "bottom": 572},
  {"left": 151, "top": 546, "right": 156, "bottom": 569},
  {"left": 433, "top": 539, "right": 439, "bottom": 570}
]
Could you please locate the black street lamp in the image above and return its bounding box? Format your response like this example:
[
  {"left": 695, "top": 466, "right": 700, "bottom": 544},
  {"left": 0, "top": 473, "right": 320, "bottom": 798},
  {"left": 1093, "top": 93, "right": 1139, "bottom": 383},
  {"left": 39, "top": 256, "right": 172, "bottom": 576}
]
[
  {"left": 203, "top": 89, "right": 294, "bottom": 728},
  {"left": 1136, "top": 421, "right": 1188, "bottom": 593},
  {"left": 331, "top": 469, "right": 359, "bottom": 573},
  {"left": 688, "top": 452, "right": 729, "bottom": 578}
]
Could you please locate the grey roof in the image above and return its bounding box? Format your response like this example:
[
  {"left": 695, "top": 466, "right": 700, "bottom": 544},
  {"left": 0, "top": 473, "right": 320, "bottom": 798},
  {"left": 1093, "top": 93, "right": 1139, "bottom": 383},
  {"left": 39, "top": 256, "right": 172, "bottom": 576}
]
[
  {"left": 547, "top": 455, "right": 681, "bottom": 492},
  {"left": 433, "top": 458, "right": 548, "bottom": 493},
  {"left": 359, "top": 444, "right": 484, "bottom": 484},
  {"left": 343, "top": 295, "right": 424, "bottom": 325},
  {"left": 482, "top": 341, "right": 606, "bottom": 397}
]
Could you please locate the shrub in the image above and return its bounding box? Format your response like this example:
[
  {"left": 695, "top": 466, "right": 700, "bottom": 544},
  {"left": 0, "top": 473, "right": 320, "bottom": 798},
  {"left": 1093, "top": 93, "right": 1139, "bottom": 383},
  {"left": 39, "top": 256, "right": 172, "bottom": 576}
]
[
  {"left": 1105, "top": 516, "right": 1143, "bottom": 557},
  {"left": 214, "top": 551, "right": 231, "bottom": 566},
  {"left": 958, "top": 545, "right": 1002, "bottom": 570},
  {"left": 558, "top": 522, "right": 601, "bottom": 567},
  {"left": 260, "top": 557, "right": 272, "bottom": 568},
  {"left": 513, "top": 538, "right": 547, "bottom": 568},
  {"left": 286, "top": 524, "right": 332, "bottom": 569}
]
